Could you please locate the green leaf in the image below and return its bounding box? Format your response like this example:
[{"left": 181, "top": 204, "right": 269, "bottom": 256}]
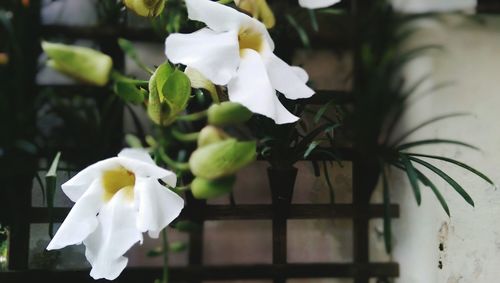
[
  {"left": 147, "top": 246, "right": 163, "bottom": 257},
  {"left": 308, "top": 9, "right": 319, "bottom": 32},
  {"left": 174, "top": 220, "right": 201, "bottom": 233},
  {"left": 414, "top": 169, "right": 450, "bottom": 217},
  {"left": 45, "top": 152, "right": 61, "bottom": 238},
  {"left": 406, "top": 153, "right": 493, "bottom": 185},
  {"left": 285, "top": 14, "right": 310, "bottom": 48},
  {"left": 169, "top": 241, "right": 188, "bottom": 253},
  {"left": 392, "top": 113, "right": 470, "bottom": 146},
  {"left": 397, "top": 139, "right": 479, "bottom": 151},
  {"left": 400, "top": 154, "right": 421, "bottom": 205},
  {"left": 113, "top": 81, "right": 146, "bottom": 104},
  {"left": 304, "top": 141, "right": 321, "bottom": 158},
  {"left": 314, "top": 100, "right": 335, "bottom": 123},
  {"left": 382, "top": 167, "right": 392, "bottom": 254},
  {"left": 409, "top": 157, "right": 474, "bottom": 207}
]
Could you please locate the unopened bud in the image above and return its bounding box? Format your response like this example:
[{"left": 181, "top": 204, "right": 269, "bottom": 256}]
[
  {"left": 189, "top": 139, "right": 256, "bottom": 180},
  {"left": 191, "top": 176, "right": 236, "bottom": 199},
  {"left": 124, "top": 0, "right": 166, "bottom": 17},
  {"left": 42, "top": 41, "right": 112, "bottom": 86},
  {"left": 197, "top": 126, "right": 229, "bottom": 148},
  {"left": 208, "top": 102, "right": 252, "bottom": 126},
  {"left": 236, "top": 0, "right": 275, "bottom": 29}
]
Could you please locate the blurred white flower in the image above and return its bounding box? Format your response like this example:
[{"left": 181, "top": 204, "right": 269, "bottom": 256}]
[
  {"left": 298, "top": 0, "right": 340, "bottom": 9},
  {"left": 47, "top": 148, "right": 183, "bottom": 280},
  {"left": 165, "top": 0, "right": 314, "bottom": 124}
]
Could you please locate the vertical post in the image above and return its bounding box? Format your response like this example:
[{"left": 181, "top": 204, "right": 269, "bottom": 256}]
[
  {"left": 185, "top": 192, "right": 206, "bottom": 283},
  {"left": 268, "top": 167, "right": 297, "bottom": 283},
  {"left": 7, "top": 0, "right": 41, "bottom": 270},
  {"left": 351, "top": 0, "right": 377, "bottom": 282}
]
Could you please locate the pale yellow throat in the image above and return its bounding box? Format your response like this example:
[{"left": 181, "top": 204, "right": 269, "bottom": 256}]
[
  {"left": 238, "top": 26, "right": 264, "bottom": 55},
  {"left": 102, "top": 167, "right": 136, "bottom": 201}
]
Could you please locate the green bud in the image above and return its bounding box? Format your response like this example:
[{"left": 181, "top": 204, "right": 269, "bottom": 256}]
[
  {"left": 189, "top": 139, "right": 256, "bottom": 180},
  {"left": 148, "top": 62, "right": 191, "bottom": 125},
  {"left": 207, "top": 102, "right": 253, "bottom": 126},
  {"left": 41, "top": 41, "right": 112, "bottom": 86},
  {"left": 191, "top": 176, "right": 236, "bottom": 199},
  {"left": 184, "top": 67, "right": 218, "bottom": 103},
  {"left": 124, "top": 0, "right": 166, "bottom": 17},
  {"left": 197, "top": 126, "right": 229, "bottom": 148}
]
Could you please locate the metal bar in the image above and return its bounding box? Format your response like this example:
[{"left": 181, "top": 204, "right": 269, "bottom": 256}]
[
  {"left": 0, "top": 263, "right": 399, "bottom": 282},
  {"left": 29, "top": 204, "right": 399, "bottom": 223}
]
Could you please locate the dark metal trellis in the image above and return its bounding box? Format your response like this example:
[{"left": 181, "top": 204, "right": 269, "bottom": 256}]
[{"left": 6, "top": 0, "right": 496, "bottom": 282}]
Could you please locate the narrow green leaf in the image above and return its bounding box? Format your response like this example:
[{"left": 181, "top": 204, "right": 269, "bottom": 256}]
[
  {"left": 406, "top": 153, "right": 493, "bottom": 185},
  {"left": 322, "top": 161, "right": 335, "bottom": 204},
  {"left": 314, "top": 100, "right": 335, "bottom": 123},
  {"left": 400, "top": 154, "right": 421, "bottom": 205},
  {"left": 392, "top": 113, "right": 470, "bottom": 146},
  {"left": 415, "top": 169, "right": 450, "bottom": 217},
  {"left": 304, "top": 141, "right": 321, "bottom": 158},
  {"left": 285, "top": 14, "right": 310, "bottom": 48},
  {"left": 169, "top": 241, "right": 188, "bottom": 253},
  {"left": 45, "top": 152, "right": 61, "bottom": 238},
  {"left": 397, "top": 139, "right": 479, "bottom": 151},
  {"left": 409, "top": 157, "right": 474, "bottom": 207},
  {"left": 308, "top": 9, "right": 319, "bottom": 32},
  {"left": 391, "top": 162, "right": 450, "bottom": 217},
  {"left": 174, "top": 220, "right": 201, "bottom": 233},
  {"left": 382, "top": 167, "right": 392, "bottom": 254}
]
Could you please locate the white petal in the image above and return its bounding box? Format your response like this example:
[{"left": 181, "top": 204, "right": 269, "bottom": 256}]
[
  {"left": 117, "top": 157, "right": 177, "bottom": 187},
  {"left": 165, "top": 28, "right": 240, "bottom": 85},
  {"left": 61, "top": 158, "right": 119, "bottom": 202},
  {"left": 228, "top": 49, "right": 299, "bottom": 124},
  {"left": 185, "top": 0, "right": 246, "bottom": 32},
  {"left": 291, "top": 66, "right": 309, "bottom": 83},
  {"left": 118, "top": 148, "right": 155, "bottom": 165},
  {"left": 84, "top": 189, "right": 143, "bottom": 280},
  {"left": 47, "top": 179, "right": 103, "bottom": 250},
  {"left": 135, "top": 177, "right": 184, "bottom": 236},
  {"left": 265, "top": 53, "right": 315, "bottom": 100},
  {"left": 298, "top": 0, "right": 340, "bottom": 9}
]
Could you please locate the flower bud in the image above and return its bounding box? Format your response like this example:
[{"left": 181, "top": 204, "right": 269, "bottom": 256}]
[
  {"left": 207, "top": 102, "right": 253, "bottom": 126},
  {"left": 197, "top": 126, "right": 229, "bottom": 148},
  {"left": 191, "top": 176, "right": 236, "bottom": 199},
  {"left": 0, "top": 53, "right": 8, "bottom": 65},
  {"left": 124, "top": 0, "right": 166, "bottom": 17},
  {"left": 148, "top": 62, "right": 191, "bottom": 125},
  {"left": 189, "top": 139, "right": 256, "bottom": 180},
  {"left": 41, "top": 42, "right": 112, "bottom": 86},
  {"left": 235, "top": 0, "right": 275, "bottom": 29},
  {"left": 184, "top": 67, "right": 218, "bottom": 102}
]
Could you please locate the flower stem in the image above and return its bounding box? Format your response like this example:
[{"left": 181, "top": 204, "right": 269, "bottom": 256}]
[
  {"left": 177, "top": 110, "right": 208, "bottom": 122},
  {"left": 171, "top": 128, "right": 200, "bottom": 143},
  {"left": 158, "top": 147, "right": 190, "bottom": 172},
  {"left": 161, "top": 229, "right": 169, "bottom": 283},
  {"left": 111, "top": 70, "right": 149, "bottom": 87}
]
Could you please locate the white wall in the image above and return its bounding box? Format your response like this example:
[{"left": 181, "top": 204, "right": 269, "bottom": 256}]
[{"left": 393, "top": 15, "right": 500, "bottom": 283}]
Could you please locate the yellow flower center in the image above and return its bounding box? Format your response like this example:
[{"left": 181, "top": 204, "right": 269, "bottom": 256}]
[
  {"left": 238, "top": 26, "right": 264, "bottom": 55},
  {"left": 102, "top": 167, "right": 136, "bottom": 202}
]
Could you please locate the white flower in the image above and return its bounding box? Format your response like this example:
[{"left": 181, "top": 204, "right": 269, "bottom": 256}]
[
  {"left": 165, "top": 0, "right": 314, "bottom": 124},
  {"left": 298, "top": 0, "right": 340, "bottom": 9},
  {"left": 46, "top": 148, "right": 184, "bottom": 280}
]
